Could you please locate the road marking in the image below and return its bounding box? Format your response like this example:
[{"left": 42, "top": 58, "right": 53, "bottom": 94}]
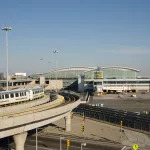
[{"left": 121, "top": 146, "right": 126, "bottom": 150}]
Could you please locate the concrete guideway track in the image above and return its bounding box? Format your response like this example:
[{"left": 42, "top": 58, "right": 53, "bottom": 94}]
[
  {"left": 0, "top": 93, "right": 77, "bottom": 118},
  {"left": 0, "top": 95, "right": 50, "bottom": 115},
  {"left": 0, "top": 93, "right": 81, "bottom": 138},
  {"left": 0, "top": 95, "right": 65, "bottom": 118}
]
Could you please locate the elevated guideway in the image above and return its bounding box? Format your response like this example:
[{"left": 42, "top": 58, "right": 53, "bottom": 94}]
[
  {"left": 0, "top": 93, "right": 81, "bottom": 150},
  {"left": 0, "top": 94, "right": 50, "bottom": 114}
]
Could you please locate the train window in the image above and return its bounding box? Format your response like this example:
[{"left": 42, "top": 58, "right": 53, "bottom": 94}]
[
  {"left": 15, "top": 93, "right": 19, "bottom": 97},
  {"left": 0, "top": 95, "right": 4, "bottom": 99},
  {"left": 24, "top": 92, "right": 26, "bottom": 96},
  {"left": 5, "top": 94, "right": 9, "bottom": 99},
  {"left": 10, "top": 93, "right": 14, "bottom": 98},
  {"left": 20, "top": 92, "right": 24, "bottom": 96}
]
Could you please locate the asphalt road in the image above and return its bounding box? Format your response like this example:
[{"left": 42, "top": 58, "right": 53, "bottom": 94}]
[
  {"left": 5, "top": 134, "right": 123, "bottom": 150},
  {"left": 89, "top": 96, "right": 150, "bottom": 112},
  {"left": 24, "top": 135, "right": 123, "bottom": 150}
]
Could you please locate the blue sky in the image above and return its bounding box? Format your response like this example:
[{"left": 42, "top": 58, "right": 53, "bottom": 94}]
[{"left": 0, "top": 0, "right": 150, "bottom": 75}]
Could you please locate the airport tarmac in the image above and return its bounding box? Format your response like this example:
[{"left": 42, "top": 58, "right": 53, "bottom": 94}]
[{"left": 89, "top": 92, "right": 150, "bottom": 112}]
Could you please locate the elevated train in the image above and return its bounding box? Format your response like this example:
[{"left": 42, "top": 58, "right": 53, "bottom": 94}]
[{"left": 0, "top": 86, "right": 44, "bottom": 105}]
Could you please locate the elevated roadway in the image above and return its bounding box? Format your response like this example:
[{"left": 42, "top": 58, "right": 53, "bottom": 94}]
[{"left": 0, "top": 93, "right": 81, "bottom": 150}]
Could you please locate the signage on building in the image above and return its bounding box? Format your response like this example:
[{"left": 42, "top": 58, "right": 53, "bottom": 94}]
[{"left": 97, "top": 74, "right": 102, "bottom": 79}]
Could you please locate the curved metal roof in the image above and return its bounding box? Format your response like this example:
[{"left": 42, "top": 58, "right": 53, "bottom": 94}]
[
  {"left": 46, "top": 67, "right": 95, "bottom": 73},
  {"left": 43, "top": 67, "right": 95, "bottom": 79},
  {"left": 101, "top": 66, "right": 140, "bottom": 72},
  {"left": 83, "top": 66, "right": 140, "bottom": 74},
  {"left": 29, "top": 66, "right": 140, "bottom": 79}
]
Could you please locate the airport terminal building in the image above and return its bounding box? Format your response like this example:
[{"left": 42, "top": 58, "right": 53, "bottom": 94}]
[
  {"left": 30, "top": 66, "right": 150, "bottom": 93},
  {"left": 79, "top": 66, "right": 150, "bottom": 93},
  {"left": 29, "top": 67, "right": 94, "bottom": 89}
]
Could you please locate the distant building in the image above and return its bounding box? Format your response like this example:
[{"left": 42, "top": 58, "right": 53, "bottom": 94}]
[
  {"left": 10, "top": 73, "right": 27, "bottom": 80},
  {"left": 29, "top": 67, "right": 95, "bottom": 90},
  {"left": 15, "top": 73, "right": 26, "bottom": 76}
]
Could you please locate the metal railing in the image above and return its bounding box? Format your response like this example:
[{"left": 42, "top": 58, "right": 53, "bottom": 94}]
[{"left": 73, "top": 104, "right": 150, "bottom": 132}]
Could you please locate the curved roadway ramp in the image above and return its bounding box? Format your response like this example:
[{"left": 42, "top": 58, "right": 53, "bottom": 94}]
[{"left": 0, "top": 94, "right": 81, "bottom": 150}]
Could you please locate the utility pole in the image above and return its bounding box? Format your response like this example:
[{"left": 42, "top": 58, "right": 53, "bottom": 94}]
[
  {"left": 2, "top": 26, "right": 12, "bottom": 91},
  {"left": 53, "top": 50, "right": 58, "bottom": 92},
  {"left": 36, "top": 128, "right": 38, "bottom": 150},
  {"left": 60, "top": 137, "right": 65, "bottom": 150}
]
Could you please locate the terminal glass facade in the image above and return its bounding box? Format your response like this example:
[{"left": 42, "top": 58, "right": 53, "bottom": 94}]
[
  {"left": 83, "top": 67, "right": 150, "bottom": 92},
  {"left": 84, "top": 67, "right": 137, "bottom": 80},
  {"left": 102, "top": 68, "right": 136, "bottom": 79},
  {"left": 44, "top": 70, "right": 84, "bottom": 79}
]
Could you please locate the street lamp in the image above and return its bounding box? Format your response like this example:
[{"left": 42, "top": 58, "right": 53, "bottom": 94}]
[
  {"left": 81, "top": 143, "right": 86, "bottom": 150},
  {"left": 121, "top": 146, "right": 126, "bottom": 150},
  {"left": 53, "top": 50, "right": 58, "bottom": 92},
  {"left": 2, "top": 26, "right": 12, "bottom": 91},
  {"left": 48, "top": 61, "right": 51, "bottom": 73},
  {"left": 36, "top": 127, "right": 44, "bottom": 150},
  {"left": 60, "top": 137, "right": 65, "bottom": 150},
  {"left": 36, "top": 128, "right": 38, "bottom": 150}
]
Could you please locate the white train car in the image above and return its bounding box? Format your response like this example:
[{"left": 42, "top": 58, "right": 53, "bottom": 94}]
[
  {"left": 0, "top": 86, "right": 44, "bottom": 106},
  {"left": 30, "top": 86, "right": 44, "bottom": 100}
]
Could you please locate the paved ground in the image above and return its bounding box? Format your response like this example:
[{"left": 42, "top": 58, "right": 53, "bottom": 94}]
[
  {"left": 89, "top": 92, "right": 150, "bottom": 112},
  {"left": 38, "top": 115, "right": 150, "bottom": 150},
  {"left": 1, "top": 115, "right": 150, "bottom": 150}
]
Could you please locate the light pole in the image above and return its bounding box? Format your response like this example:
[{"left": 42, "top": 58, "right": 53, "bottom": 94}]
[
  {"left": 36, "top": 128, "right": 38, "bottom": 150},
  {"left": 53, "top": 50, "right": 58, "bottom": 92},
  {"left": 81, "top": 143, "right": 86, "bottom": 150},
  {"left": 35, "top": 127, "right": 44, "bottom": 150},
  {"left": 48, "top": 61, "right": 51, "bottom": 73},
  {"left": 121, "top": 146, "right": 126, "bottom": 150},
  {"left": 2, "top": 26, "right": 12, "bottom": 91},
  {"left": 60, "top": 137, "right": 65, "bottom": 150}
]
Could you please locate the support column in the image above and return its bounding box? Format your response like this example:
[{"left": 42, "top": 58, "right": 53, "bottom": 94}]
[
  {"left": 13, "top": 132, "right": 27, "bottom": 150},
  {"left": 65, "top": 113, "right": 71, "bottom": 132}
]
